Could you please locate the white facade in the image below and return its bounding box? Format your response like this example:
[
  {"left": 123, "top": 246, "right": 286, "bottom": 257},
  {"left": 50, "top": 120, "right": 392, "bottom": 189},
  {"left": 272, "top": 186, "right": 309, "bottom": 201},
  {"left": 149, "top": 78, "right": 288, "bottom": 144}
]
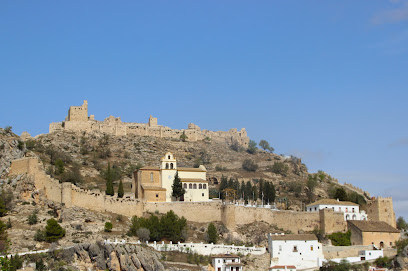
[
  {"left": 328, "top": 250, "right": 384, "bottom": 264},
  {"left": 212, "top": 255, "right": 243, "bottom": 271},
  {"left": 268, "top": 233, "right": 324, "bottom": 270},
  {"left": 306, "top": 199, "right": 367, "bottom": 221},
  {"left": 269, "top": 266, "right": 297, "bottom": 271},
  {"left": 160, "top": 152, "right": 209, "bottom": 202}
]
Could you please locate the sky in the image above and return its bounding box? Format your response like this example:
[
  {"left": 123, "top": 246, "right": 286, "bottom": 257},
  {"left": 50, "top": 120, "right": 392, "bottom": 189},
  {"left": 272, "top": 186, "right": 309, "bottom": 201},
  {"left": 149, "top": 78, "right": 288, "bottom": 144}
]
[{"left": 1, "top": 1, "right": 407, "bottom": 219}]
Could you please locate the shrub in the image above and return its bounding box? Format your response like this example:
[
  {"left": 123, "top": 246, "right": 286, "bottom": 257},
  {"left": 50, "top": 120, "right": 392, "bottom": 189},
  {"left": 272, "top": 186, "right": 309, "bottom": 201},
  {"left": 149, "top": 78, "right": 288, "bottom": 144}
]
[
  {"left": 246, "top": 140, "right": 257, "bottom": 154},
  {"left": 104, "top": 222, "right": 113, "bottom": 232},
  {"left": 215, "top": 165, "right": 227, "bottom": 171},
  {"left": 27, "top": 210, "right": 38, "bottom": 225},
  {"left": 374, "top": 256, "right": 392, "bottom": 269},
  {"left": 242, "top": 159, "right": 258, "bottom": 172},
  {"left": 17, "top": 141, "right": 24, "bottom": 151},
  {"left": 45, "top": 218, "right": 65, "bottom": 242},
  {"left": 136, "top": 227, "right": 150, "bottom": 242},
  {"left": 4, "top": 126, "right": 12, "bottom": 134},
  {"left": 230, "top": 140, "right": 241, "bottom": 152},
  {"left": 268, "top": 162, "right": 289, "bottom": 176},
  {"left": 327, "top": 231, "right": 351, "bottom": 246},
  {"left": 180, "top": 131, "right": 188, "bottom": 142},
  {"left": 34, "top": 229, "right": 46, "bottom": 242}
]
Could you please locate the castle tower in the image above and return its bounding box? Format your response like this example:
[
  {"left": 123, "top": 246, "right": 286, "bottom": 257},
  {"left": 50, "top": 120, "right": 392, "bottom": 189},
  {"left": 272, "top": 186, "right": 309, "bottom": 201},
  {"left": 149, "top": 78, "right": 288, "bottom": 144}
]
[
  {"left": 160, "top": 152, "right": 177, "bottom": 202},
  {"left": 67, "top": 100, "right": 89, "bottom": 122},
  {"left": 148, "top": 115, "right": 158, "bottom": 127},
  {"left": 364, "top": 197, "right": 396, "bottom": 228}
]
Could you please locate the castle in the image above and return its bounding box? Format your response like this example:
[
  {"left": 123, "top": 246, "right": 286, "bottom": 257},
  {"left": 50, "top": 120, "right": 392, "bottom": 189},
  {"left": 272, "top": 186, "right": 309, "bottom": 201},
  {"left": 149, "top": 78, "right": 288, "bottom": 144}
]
[{"left": 49, "top": 100, "right": 250, "bottom": 146}]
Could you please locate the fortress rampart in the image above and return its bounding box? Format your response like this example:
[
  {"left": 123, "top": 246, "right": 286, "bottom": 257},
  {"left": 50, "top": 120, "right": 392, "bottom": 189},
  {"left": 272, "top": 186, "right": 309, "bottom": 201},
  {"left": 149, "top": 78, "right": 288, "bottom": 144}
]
[
  {"left": 9, "top": 157, "right": 359, "bottom": 234},
  {"left": 49, "top": 100, "right": 249, "bottom": 147}
]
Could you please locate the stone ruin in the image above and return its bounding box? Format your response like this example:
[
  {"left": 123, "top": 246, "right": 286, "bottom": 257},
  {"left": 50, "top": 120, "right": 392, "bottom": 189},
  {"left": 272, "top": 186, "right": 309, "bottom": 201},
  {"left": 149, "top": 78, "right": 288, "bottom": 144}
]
[{"left": 49, "top": 100, "right": 249, "bottom": 146}]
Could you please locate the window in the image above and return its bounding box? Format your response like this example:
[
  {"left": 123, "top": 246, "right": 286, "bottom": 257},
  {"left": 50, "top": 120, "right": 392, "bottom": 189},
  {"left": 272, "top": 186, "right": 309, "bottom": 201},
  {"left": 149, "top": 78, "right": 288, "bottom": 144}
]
[
  {"left": 183, "top": 184, "right": 187, "bottom": 189},
  {"left": 150, "top": 173, "right": 153, "bottom": 182},
  {"left": 314, "top": 207, "right": 317, "bottom": 211},
  {"left": 390, "top": 242, "right": 393, "bottom": 245},
  {"left": 189, "top": 184, "right": 192, "bottom": 189},
  {"left": 202, "top": 193, "right": 204, "bottom": 197},
  {"left": 156, "top": 194, "right": 158, "bottom": 198},
  {"left": 199, "top": 184, "right": 202, "bottom": 189},
  {"left": 293, "top": 245, "right": 298, "bottom": 252},
  {"left": 310, "top": 245, "right": 313, "bottom": 251},
  {"left": 332, "top": 207, "right": 334, "bottom": 210},
  {"left": 203, "top": 184, "right": 207, "bottom": 189},
  {"left": 193, "top": 184, "right": 197, "bottom": 189},
  {"left": 170, "top": 163, "right": 174, "bottom": 169},
  {"left": 339, "top": 207, "right": 341, "bottom": 211},
  {"left": 166, "top": 163, "right": 169, "bottom": 169},
  {"left": 346, "top": 207, "right": 348, "bottom": 212},
  {"left": 352, "top": 208, "right": 355, "bottom": 213},
  {"left": 168, "top": 155, "right": 170, "bottom": 159}
]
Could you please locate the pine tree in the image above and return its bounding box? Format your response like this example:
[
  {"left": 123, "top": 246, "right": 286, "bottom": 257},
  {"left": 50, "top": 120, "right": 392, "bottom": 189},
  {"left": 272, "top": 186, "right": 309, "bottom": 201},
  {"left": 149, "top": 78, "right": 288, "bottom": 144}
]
[
  {"left": 45, "top": 218, "right": 65, "bottom": 242},
  {"left": 117, "top": 179, "right": 124, "bottom": 198},
  {"left": 171, "top": 172, "right": 185, "bottom": 201},
  {"left": 105, "top": 163, "right": 114, "bottom": 196}
]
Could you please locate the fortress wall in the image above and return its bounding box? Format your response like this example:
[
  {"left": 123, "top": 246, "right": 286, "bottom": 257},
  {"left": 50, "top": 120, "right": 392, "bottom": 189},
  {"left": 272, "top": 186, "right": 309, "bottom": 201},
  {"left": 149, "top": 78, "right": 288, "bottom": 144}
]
[
  {"left": 144, "top": 201, "right": 222, "bottom": 222},
  {"left": 319, "top": 209, "right": 347, "bottom": 234},
  {"left": 364, "top": 197, "right": 396, "bottom": 228}
]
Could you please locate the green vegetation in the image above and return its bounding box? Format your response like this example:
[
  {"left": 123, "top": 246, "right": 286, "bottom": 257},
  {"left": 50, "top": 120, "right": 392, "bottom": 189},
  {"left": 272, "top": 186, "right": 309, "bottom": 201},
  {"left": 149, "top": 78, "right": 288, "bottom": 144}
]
[
  {"left": 259, "top": 139, "right": 274, "bottom": 153},
  {"left": 104, "top": 163, "right": 115, "bottom": 196},
  {"left": 206, "top": 223, "right": 218, "bottom": 244},
  {"left": 171, "top": 172, "right": 185, "bottom": 201},
  {"left": 242, "top": 159, "right": 258, "bottom": 172},
  {"left": 374, "top": 256, "right": 392, "bottom": 269},
  {"left": 117, "top": 180, "right": 124, "bottom": 198},
  {"left": 136, "top": 228, "right": 150, "bottom": 242},
  {"left": 230, "top": 140, "right": 242, "bottom": 152},
  {"left": 44, "top": 218, "right": 65, "bottom": 242},
  {"left": 396, "top": 216, "right": 408, "bottom": 230},
  {"left": 0, "top": 189, "right": 14, "bottom": 217},
  {"left": 104, "top": 222, "right": 113, "bottom": 232},
  {"left": 333, "top": 188, "right": 348, "bottom": 201},
  {"left": 247, "top": 140, "right": 257, "bottom": 154},
  {"left": 395, "top": 238, "right": 408, "bottom": 254},
  {"left": 268, "top": 162, "right": 289, "bottom": 176},
  {"left": 27, "top": 210, "right": 38, "bottom": 225},
  {"left": 180, "top": 131, "right": 188, "bottom": 142},
  {"left": 128, "top": 211, "right": 187, "bottom": 242},
  {"left": 258, "top": 179, "right": 276, "bottom": 204},
  {"left": 4, "top": 126, "right": 12, "bottom": 134},
  {"left": 327, "top": 231, "right": 351, "bottom": 246}
]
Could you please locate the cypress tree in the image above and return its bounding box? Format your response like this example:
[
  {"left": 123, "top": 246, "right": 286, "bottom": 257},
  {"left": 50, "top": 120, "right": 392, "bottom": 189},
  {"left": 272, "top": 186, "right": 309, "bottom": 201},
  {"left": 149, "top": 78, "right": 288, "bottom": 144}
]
[
  {"left": 105, "top": 163, "right": 114, "bottom": 196},
  {"left": 118, "top": 179, "right": 124, "bottom": 198},
  {"left": 171, "top": 172, "right": 185, "bottom": 201},
  {"left": 207, "top": 222, "right": 218, "bottom": 244}
]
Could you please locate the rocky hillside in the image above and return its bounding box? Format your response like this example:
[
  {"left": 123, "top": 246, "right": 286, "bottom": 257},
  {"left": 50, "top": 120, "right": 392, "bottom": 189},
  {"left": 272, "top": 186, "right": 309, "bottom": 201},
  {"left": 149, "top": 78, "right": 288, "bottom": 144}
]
[{"left": 19, "top": 130, "right": 369, "bottom": 210}]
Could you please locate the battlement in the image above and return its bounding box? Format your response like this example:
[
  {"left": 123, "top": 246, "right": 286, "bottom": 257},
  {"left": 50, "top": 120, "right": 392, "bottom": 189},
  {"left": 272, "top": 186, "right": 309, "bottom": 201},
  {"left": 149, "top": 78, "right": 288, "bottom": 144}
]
[{"left": 50, "top": 100, "right": 250, "bottom": 146}]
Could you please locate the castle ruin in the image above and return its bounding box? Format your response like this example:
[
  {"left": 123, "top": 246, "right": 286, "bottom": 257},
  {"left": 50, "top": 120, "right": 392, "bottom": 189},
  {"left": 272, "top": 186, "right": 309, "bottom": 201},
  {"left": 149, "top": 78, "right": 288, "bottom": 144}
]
[{"left": 49, "top": 100, "right": 249, "bottom": 146}]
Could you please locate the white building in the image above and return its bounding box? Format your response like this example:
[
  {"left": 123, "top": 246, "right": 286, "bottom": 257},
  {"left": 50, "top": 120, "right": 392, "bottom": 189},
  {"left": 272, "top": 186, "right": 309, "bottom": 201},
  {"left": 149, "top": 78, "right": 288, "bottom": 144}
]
[
  {"left": 268, "top": 233, "right": 324, "bottom": 270},
  {"left": 306, "top": 199, "right": 367, "bottom": 221},
  {"left": 212, "top": 254, "right": 243, "bottom": 271},
  {"left": 133, "top": 152, "right": 209, "bottom": 202},
  {"left": 269, "top": 265, "right": 297, "bottom": 271}
]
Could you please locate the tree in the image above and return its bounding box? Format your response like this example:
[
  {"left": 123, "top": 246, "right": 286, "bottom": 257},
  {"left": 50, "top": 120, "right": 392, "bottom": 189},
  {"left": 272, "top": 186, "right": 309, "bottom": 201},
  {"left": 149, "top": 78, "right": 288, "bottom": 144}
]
[
  {"left": 45, "top": 218, "right": 65, "bottom": 242},
  {"left": 27, "top": 210, "right": 38, "bottom": 225},
  {"left": 207, "top": 223, "right": 218, "bottom": 244},
  {"left": 327, "top": 231, "right": 351, "bottom": 246},
  {"left": 136, "top": 228, "right": 150, "bottom": 242},
  {"left": 117, "top": 180, "right": 124, "bottom": 198},
  {"left": 259, "top": 139, "right": 274, "bottom": 153},
  {"left": 306, "top": 175, "right": 318, "bottom": 192},
  {"left": 397, "top": 216, "right": 408, "bottom": 230},
  {"left": 333, "top": 188, "right": 348, "bottom": 201},
  {"left": 0, "top": 198, "right": 7, "bottom": 217},
  {"left": 180, "top": 131, "right": 188, "bottom": 142},
  {"left": 171, "top": 172, "right": 185, "bottom": 201},
  {"left": 269, "top": 162, "right": 289, "bottom": 176},
  {"left": 54, "top": 159, "right": 65, "bottom": 175},
  {"left": 247, "top": 140, "right": 257, "bottom": 154},
  {"left": 242, "top": 159, "right": 258, "bottom": 172},
  {"left": 104, "top": 222, "right": 113, "bottom": 232},
  {"left": 105, "top": 163, "right": 114, "bottom": 196}
]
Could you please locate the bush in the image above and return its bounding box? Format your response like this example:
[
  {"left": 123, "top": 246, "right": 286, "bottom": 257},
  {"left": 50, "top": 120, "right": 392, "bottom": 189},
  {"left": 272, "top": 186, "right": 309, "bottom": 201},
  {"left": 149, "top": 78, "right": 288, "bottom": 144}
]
[
  {"left": 327, "top": 231, "right": 351, "bottom": 246},
  {"left": 180, "top": 132, "right": 188, "bottom": 142},
  {"left": 246, "top": 140, "right": 257, "bottom": 154},
  {"left": 230, "top": 140, "right": 241, "bottom": 152},
  {"left": 17, "top": 141, "right": 24, "bottom": 151},
  {"left": 242, "top": 159, "right": 258, "bottom": 172},
  {"left": 27, "top": 210, "right": 38, "bottom": 225},
  {"left": 104, "top": 222, "right": 113, "bottom": 232},
  {"left": 34, "top": 229, "right": 46, "bottom": 242},
  {"left": 215, "top": 165, "right": 227, "bottom": 171},
  {"left": 45, "top": 218, "right": 65, "bottom": 242},
  {"left": 374, "top": 256, "right": 392, "bottom": 269},
  {"left": 136, "top": 228, "right": 150, "bottom": 242},
  {"left": 4, "top": 126, "right": 12, "bottom": 134},
  {"left": 268, "top": 162, "right": 289, "bottom": 176}
]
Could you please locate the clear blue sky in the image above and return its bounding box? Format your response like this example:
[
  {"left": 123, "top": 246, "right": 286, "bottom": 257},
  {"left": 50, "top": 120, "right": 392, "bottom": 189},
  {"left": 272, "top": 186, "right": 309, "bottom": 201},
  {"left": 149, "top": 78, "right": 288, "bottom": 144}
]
[{"left": 1, "top": 1, "right": 407, "bottom": 220}]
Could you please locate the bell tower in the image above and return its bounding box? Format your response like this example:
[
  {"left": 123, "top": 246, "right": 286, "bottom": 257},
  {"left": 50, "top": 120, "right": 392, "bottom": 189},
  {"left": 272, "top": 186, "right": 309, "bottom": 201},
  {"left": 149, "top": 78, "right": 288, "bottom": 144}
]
[{"left": 160, "top": 152, "right": 177, "bottom": 202}]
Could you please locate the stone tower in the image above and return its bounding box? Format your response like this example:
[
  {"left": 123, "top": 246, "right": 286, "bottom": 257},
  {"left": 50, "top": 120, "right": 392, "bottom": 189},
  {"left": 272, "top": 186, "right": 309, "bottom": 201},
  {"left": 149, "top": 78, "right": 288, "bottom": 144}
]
[
  {"left": 160, "top": 152, "right": 177, "bottom": 202},
  {"left": 67, "top": 100, "right": 88, "bottom": 121},
  {"left": 364, "top": 197, "right": 396, "bottom": 228},
  {"left": 148, "top": 115, "right": 158, "bottom": 127}
]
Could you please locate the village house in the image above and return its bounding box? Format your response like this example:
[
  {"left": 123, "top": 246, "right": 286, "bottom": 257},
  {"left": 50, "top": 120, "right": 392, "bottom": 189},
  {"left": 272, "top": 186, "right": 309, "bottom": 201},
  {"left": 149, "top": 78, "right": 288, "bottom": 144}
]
[
  {"left": 211, "top": 254, "right": 243, "bottom": 271},
  {"left": 347, "top": 220, "right": 400, "bottom": 248},
  {"left": 268, "top": 233, "right": 324, "bottom": 270},
  {"left": 132, "top": 152, "right": 209, "bottom": 202},
  {"left": 306, "top": 199, "right": 367, "bottom": 221}
]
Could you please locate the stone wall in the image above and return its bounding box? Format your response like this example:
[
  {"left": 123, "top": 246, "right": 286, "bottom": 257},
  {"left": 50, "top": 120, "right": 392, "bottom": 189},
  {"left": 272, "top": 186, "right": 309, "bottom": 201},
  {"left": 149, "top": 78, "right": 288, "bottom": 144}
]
[
  {"left": 319, "top": 209, "right": 347, "bottom": 235},
  {"left": 364, "top": 197, "right": 396, "bottom": 228},
  {"left": 49, "top": 101, "right": 249, "bottom": 146},
  {"left": 323, "top": 245, "right": 373, "bottom": 260}
]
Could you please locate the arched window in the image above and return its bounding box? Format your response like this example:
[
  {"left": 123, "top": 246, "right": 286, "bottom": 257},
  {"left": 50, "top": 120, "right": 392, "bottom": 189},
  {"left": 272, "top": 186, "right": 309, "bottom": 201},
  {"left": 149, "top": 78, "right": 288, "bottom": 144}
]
[
  {"left": 166, "top": 163, "right": 169, "bottom": 169},
  {"left": 199, "top": 184, "right": 202, "bottom": 189},
  {"left": 352, "top": 208, "right": 355, "bottom": 213},
  {"left": 183, "top": 183, "right": 187, "bottom": 189},
  {"left": 170, "top": 163, "right": 173, "bottom": 169},
  {"left": 189, "top": 184, "right": 192, "bottom": 189},
  {"left": 168, "top": 155, "right": 171, "bottom": 159},
  {"left": 193, "top": 184, "right": 197, "bottom": 189},
  {"left": 346, "top": 214, "right": 350, "bottom": 220},
  {"left": 352, "top": 215, "right": 357, "bottom": 220},
  {"left": 203, "top": 184, "right": 206, "bottom": 189}
]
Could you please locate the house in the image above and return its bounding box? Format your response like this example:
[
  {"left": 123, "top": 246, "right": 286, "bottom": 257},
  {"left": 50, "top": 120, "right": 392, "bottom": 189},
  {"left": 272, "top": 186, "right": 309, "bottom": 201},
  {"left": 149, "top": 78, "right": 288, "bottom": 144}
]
[
  {"left": 269, "top": 265, "right": 297, "bottom": 271},
  {"left": 211, "top": 254, "right": 243, "bottom": 271},
  {"left": 132, "top": 152, "right": 209, "bottom": 202},
  {"left": 306, "top": 199, "right": 367, "bottom": 221},
  {"left": 268, "top": 233, "right": 324, "bottom": 270},
  {"left": 347, "top": 220, "right": 400, "bottom": 248}
]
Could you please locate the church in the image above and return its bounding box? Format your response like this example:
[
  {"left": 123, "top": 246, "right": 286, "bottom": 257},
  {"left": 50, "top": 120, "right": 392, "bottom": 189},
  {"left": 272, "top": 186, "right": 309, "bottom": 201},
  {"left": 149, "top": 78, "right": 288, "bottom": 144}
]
[{"left": 132, "top": 152, "right": 209, "bottom": 202}]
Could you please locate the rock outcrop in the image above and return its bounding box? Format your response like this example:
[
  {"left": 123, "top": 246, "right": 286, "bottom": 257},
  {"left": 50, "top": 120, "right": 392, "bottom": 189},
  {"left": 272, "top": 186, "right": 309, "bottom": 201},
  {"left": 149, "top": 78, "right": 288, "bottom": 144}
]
[{"left": 0, "top": 129, "right": 25, "bottom": 178}]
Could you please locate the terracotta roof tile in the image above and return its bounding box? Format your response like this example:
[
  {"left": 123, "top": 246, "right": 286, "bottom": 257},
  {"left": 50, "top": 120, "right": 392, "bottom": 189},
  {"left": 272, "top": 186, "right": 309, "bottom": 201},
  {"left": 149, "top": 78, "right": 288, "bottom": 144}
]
[{"left": 348, "top": 220, "right": 399, "bottom": 233}]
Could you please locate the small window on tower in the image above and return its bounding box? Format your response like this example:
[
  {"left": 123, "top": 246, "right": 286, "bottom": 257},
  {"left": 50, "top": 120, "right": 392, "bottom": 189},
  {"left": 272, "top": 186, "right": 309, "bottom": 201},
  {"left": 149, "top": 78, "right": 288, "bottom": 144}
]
[
  {"left": 168, "top": 155, "right": 170, "bottom": 159},
  {"left": 156, "top": 194, "right": 158, "bottom": 198}
]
